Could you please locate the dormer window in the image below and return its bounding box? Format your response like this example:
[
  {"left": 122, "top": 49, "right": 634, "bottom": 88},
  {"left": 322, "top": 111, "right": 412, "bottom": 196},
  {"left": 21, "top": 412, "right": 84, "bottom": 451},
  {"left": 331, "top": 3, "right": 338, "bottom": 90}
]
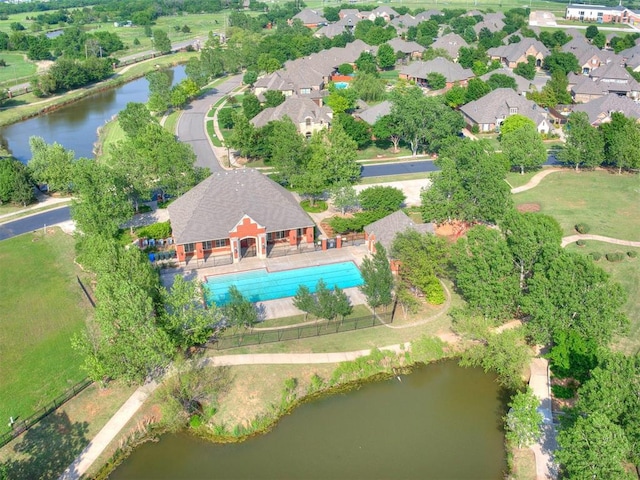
[{"left": 306, "top": 118, "right": 312, "bottom": 126}]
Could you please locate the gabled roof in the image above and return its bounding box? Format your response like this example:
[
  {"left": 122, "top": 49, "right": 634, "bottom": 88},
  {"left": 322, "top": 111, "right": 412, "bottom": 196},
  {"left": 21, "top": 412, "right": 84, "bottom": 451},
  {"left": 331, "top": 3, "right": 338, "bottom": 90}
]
[
  {"left": 400, "top": 57, "right": 473, "bottom": 83},
  {"left": 488, "top": 38, "right": 550, "bottom": 62},
  {"left": 250, "top": 96, "right": 332, "bottom": 128},
  {"left": 571, "top": 93, "right": 640, "bottom": 125},
  {"left": 431, "top": 33, "right": 468, "bottom": 58},
  {"left": 414, "top": 9, "right": 442, "bottom": 20},
  {"left": 370, "top": 6, "right": 399, "bottom": 17},
  {"left": 473, "top": 18, "right": 505, "bottom": 34},
  {"left": 293, "top": 8, "right": 327, "bottom": 24},
  {"left": 387, "top": 37, "right": 425, "bottom": 54},
  {"left": 570, "top": 75, "right": 606, "bottom": 96},
  {"left": 390, "top": 13, "right": 420, "bottom": 30},
  {"left": 364, "top": 210, "right": 434, "bottom": 252},
  {"left": 460, "top": 88, "right": 547, "bottom": 127},
  {"left": 168, "top": 169, "right": 314, "bottom": 245},
  {"left": 356, "top": 100, "right": 392, "bottom": 125},
  {"left": 479, "top": 68, "right": 531, "bottom": 94},
  {"left": 590, "top": 61, "right": 636, "bottom": 81},
  {"left": 255, "top": 70, "right": 297, "bottom": 92},
  {"left": 315, "top": 23, "right": 348, "bottom": 39}
]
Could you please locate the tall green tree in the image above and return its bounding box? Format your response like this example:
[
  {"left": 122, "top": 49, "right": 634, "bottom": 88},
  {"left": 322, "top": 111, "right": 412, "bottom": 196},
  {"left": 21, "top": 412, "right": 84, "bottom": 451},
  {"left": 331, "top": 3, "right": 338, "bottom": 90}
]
[
  {"left": 27, "top": 136, "right": 75, "bottom": 194},
  {"left": 146, "top": 70, "right": 172, "bottom": 113},
  {"left": 504, "top": 388, "right": 544, "bottom": 449},
  {"left": 266, "top": 117, "right": 308, "bottom": 185},
  {"left": 359, "top": 243, "right": 394, "bottom": 314},
  {"left": 0, "top": 157, "right": 33, "bottom": 206},
  {"left": 223, "top": 286, "right": 258, "bottom": 329},
  {"left": 372, "top": 114, "right": 402, "bottom": 152},
  {"left": 352, "top": 72, "right": 385, "bottom": 102},
  {"left": 500, "top": 122, "right": 547, "bottom": 174},
  {"left": 376, "top": 43, "right": 396, "bottom": 69},
  {"left": 152, "top": 29, "right": 171, "bottom": 54},
  {"left": 600, "top": 112, "right": 640, "bottom": 174},
  {"left": 118, "top": 102, "right": 156, "bottom": 138},
  {"left": 557, "top": 112, "right": 604, "bottom": 171}
]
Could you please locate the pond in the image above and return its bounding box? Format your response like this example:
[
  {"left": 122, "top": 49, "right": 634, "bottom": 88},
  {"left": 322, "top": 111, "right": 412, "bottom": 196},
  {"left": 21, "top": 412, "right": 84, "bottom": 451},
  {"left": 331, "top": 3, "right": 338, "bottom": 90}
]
[
  {"left": 0, "top": 65, "right": 186, "bottom": 163},
  {"left": 109, "top": 360, "right": 508, "bottom": 479}
]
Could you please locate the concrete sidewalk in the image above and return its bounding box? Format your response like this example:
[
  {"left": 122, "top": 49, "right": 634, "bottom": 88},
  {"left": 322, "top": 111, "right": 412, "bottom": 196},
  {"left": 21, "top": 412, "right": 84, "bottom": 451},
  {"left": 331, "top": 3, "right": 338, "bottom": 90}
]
[{"left": 528, "top": 357, "right": 558, "bottom": 480}]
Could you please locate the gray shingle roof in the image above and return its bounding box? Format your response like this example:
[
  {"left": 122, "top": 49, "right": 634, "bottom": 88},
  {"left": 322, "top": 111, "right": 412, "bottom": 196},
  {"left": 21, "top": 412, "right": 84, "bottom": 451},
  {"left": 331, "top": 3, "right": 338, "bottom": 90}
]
[
  {"left": 460, "top": 88, "right": 547, "bottom": 127},
  {"left": 399, "top": 57, "right": 473, "bottom": 82},
  {"left": 293, "top": 8, "right": 327, "bottom": 24},
  {"left": 364, "top": 210, "right": 435, "bottom": 252},
  {"left": 431, "top": 33, "right": 468, "bottom": 59},
  {"left": 168, "top": 169, "right": 314, "bottom": 245},
  {"left": 488, "top": 38, "right": 550, "bottom": 63},
  {"left": 479, "top": 68, "right": 531, "bottom": 94},
  {"left": 571, "top": 93, "right": 640, "bottom": 125},
  {"left": 250, "top": 96, "right": 332, "bottom": 128},
  {"left": 387, "top": 37, "right": 425, "bottom": 55},
  {"left": 356, "top": 100, "right": 392, "bottom": 125}
]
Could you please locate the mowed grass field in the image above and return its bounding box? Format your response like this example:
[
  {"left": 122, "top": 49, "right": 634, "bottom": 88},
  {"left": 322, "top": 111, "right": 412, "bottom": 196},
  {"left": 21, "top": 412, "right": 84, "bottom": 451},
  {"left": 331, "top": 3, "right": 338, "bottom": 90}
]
[
  {"left": 0, "top": 53, "right": 38, "bottom": 86},
  {"left": 513, "top": 170, "right": 640, "bottom": 241},
  {"left": 0, "top": 228, "right": 92, "bottom": 427},
  {"left": 565, "top": 243, "right": 640, "bottom": 355}
]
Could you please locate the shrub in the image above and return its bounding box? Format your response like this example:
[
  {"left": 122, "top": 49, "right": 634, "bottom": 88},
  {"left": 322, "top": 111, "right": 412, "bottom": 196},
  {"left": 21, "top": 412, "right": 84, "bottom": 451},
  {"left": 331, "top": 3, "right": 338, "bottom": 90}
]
[
  {"left": 551, "top": 384, "right": 576, "bottom": 399},
  {"left": 575, "top": 223, "right": 590, "bottom": 234},
  {"left": 605, "top": 252, "right": 625, "bottom": 262},
  {"left": 136, "top": 205, "right": 152, "bottom": 213},
  {"left": 424, "top": 277, "right": 445, "bottom": 305},
  {"left": 358, "top": 186, "right": 406, "bottom": 212},
  {"left": 218, "top": 108, "right": 235, "bottom": 129},
  {"left": 136, "top": 221, "right": 172, "bottom": 239},
  {"left": 328, "top": 210, "right": 388, "bottom": 233},
  {"left": 189, "top": 415, "right": 202, "bottom": 428},
  {"left": 588, "top": 252, "right": 602, "bottom": 261},
  {"left": 471, "top": 124, "right": 479, "bottom": 134},
  {"left": 628, "top": 251, "right": 638, "bottom": 258},
  {"left": 576, "top": 240, "right": 586, "bottom": 246}
]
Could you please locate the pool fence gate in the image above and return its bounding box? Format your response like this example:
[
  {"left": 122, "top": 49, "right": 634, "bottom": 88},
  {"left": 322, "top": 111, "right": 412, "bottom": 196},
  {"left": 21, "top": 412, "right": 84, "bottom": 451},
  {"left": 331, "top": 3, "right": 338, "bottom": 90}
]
[{"left": 207, "top": 310, "right": 393, "bottom": 351}]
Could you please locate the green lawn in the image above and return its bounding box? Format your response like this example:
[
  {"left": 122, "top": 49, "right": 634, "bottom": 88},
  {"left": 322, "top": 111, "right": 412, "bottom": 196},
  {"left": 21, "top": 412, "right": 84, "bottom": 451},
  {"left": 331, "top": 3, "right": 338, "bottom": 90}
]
[
  {"left": 95, "top": 117, "right": 126, "bottom": 164},
  {"left": 513, "top": 170, "right": 640, "bottom": 241},
  {"left": 0, "top": 229, "right": 92, "bottom": 427},
  {"left": 253, "top": 304, "right": 371, "bottom": 330},
  {"left": 565, "top": 242, "right": 640, "bottom": 355},
  {"left": 163, "top": 109, "right": 181, "bottom": 135},
  {"left": 506, "top": 170, "right": 539, "bottom": 189},
  {"left": 355, "top": 143, "right": 412, "bottom": 161},
  {"left": 0, "top": 53, "right": 37, "bottom": 87}
]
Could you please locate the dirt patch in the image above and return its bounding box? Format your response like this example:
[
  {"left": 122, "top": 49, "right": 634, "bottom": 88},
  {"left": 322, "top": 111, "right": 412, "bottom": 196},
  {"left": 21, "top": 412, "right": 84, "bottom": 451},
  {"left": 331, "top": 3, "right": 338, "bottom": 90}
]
[
  {"left": 516, "top": 203, "right": 541, "bottom": 213},
  {"left": 35, "top": 60, "right": 54, "bottom": 74},
  {"left": 434, "top": 221, "right": 473, "bottom": 242}
]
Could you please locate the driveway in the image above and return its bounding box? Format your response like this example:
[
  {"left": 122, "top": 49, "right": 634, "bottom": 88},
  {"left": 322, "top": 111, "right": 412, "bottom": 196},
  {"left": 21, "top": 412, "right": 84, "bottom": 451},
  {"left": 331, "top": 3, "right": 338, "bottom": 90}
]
[{"left": 176, "top": 75, "right": 242, "bottom": 172}]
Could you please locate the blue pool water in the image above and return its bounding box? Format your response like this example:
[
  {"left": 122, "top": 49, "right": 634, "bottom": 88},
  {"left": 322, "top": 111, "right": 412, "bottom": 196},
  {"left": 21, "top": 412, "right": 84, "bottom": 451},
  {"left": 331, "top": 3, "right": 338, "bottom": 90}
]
[
  {"left": 205, "top": 262, "right": 364, "bottom": 306},
  {"left": 334, "top": 81, "right": 349, "bottom": 89}
]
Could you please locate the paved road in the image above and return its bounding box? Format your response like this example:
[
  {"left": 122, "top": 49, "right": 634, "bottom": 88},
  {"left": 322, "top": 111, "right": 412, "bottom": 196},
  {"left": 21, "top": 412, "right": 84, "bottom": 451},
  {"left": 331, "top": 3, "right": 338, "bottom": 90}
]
[
  {"left": 176, "top": 75, "right": 242, "bottom": 172},
  {"left": 0, "top": 206, "right": 71, "bottom": 241}
]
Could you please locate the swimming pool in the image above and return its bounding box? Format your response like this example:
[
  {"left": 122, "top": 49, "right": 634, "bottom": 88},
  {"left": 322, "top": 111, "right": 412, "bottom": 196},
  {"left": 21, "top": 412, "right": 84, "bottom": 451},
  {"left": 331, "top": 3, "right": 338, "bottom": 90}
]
[
  {"left": 334, "top": 81, "right": 349, "bottom": 89},
  {"left": 205, "top": 261, "right": 364, "bottom": 306}
]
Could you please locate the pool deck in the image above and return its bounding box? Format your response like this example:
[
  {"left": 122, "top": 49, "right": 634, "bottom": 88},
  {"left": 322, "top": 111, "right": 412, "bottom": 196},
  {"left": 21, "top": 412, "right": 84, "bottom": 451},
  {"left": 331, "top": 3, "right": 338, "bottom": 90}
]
[{"left": 160, "top": 245, "right": 371, "bottom": 320}]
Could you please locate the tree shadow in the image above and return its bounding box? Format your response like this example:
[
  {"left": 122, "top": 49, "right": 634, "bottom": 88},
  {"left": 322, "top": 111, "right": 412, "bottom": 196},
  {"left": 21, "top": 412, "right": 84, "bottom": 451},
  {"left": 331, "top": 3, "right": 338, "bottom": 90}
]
[{"left": 3, "top": 411, "right": 89, "bottom": 480}]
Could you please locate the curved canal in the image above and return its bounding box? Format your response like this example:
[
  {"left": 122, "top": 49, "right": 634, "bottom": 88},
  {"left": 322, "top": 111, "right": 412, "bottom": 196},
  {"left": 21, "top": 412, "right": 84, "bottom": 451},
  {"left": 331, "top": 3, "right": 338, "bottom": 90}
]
[
  {"left": 109, "top": 361, "right": 508, "bottom": 479},
  {"left": 0, "top": 65, "right": 186, "bottom": 163}
]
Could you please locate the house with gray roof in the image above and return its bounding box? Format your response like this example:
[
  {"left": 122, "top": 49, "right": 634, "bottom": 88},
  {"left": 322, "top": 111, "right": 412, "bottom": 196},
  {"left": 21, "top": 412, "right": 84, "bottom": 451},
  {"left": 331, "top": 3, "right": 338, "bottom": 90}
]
[
  {"left": 620, "top": 43, "right": 640, "bottom": 70},
  {"left": 168, "top": 169, "right": 315, "bottom": 264},
  {"left": 364, "top": 210, "right": 434, "bottom": 255},
  {"left": 250, "top": 96, "right": 332, "bottom": 135},
  {"left": 367, "top": 6, "right": 399, "bottom": 22},
  {"left": 460, "top": 88, "right": 550, "bottom": 133},
  {"left": 315, "top": 12, "right": 362, "bottom": 38},
  {"left": 355, "top": 100, "right": 392, "bottom": 125},
  {"left": 387, "top": 37, "right": 425, "bottom": 59},
  {"left": 430, "top": 33, "right": 468, "bottom": 61},
  {"left": 292, "top": 8, "right": 327, "bottom": 27},
  {"left": 569, "top": 62, "right": 640, "bottom": 102},
  {"left": 571, "top": 93, "right": 640, "bottom": 125},
  {"left": 473, "top": 17, "right": 505, "bottom": 34},
  {"left": 399, "top": 58, "right": 474, "bottom": 89},
  {"left": 488, "top": 38, "right": 550, "bottom": 68},
  {"left": 415, "top": 9, "right": 442, "bottom": 20},
  {"left": 562, "top": 38, "right": 622, "bottom": 74}
]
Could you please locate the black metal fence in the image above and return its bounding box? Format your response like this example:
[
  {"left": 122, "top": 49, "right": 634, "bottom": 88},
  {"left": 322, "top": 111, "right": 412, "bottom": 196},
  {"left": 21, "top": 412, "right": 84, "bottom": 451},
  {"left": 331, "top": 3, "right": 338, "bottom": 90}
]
[
  {"left": 0, "top": 378, "right": 92, "bottom": 449},
  {"left": 207, "top": 311, "right": 393, "bottom": 351}
]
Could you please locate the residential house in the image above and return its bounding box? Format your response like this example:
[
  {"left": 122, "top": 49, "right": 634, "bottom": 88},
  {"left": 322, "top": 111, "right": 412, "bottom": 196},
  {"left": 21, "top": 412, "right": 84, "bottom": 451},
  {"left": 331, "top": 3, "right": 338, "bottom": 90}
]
[
  {"left": 355, "top": 100, "right": 392, "bottom": 125},
  {"left": 474, "top": 17, "right": 506, "bottom": 34},
  {"left": 414, "top": 9, "right": 442, "bottom": 21},
  {"left": 250, "top": 96, "right": 332, "bottom": 136},
  {"left": 488, "top": 38, "right": 550, "bottom": 68},
  {"left": 564, "top": 4, "right": 640, "bottom": 24},
  {"left": 571, "top": 93, "right": 640, "bottom": 125},
  {"left": 430, "top": 33, "right": 469, "bottom": 61},
  {"left": 167, "top": 169, "right": 315, "bottom": 264},
  {"left": 367, "top": 6, "right": 399, "bottom": 22},
  {"left": 569, "top": 62, "right": 640, "bottom": 102},
  {"left": 315, "top": 13, "right": 362, "bottom": 38},
  {"left": 387, "top": 37, "right": 425, "bottom": 59},
  {"left": 364, "top": 211, "right": 435, "bottom": 260},
  {"left": 460, "top": 88, "right": 551, "bottom": 133},
  {"left": 291, "top": 9, "right": 327, "bottom": 28},
  {"left": 398, "top": 57, "right": 474, "bottom": 89},
  {"left": 390, "top": 14, "right": 420, "bottom": 34},
  {"left": 479, "top": 68, "right": 532, "bottom": 95},
  {"left": 562, "top": 37, "right": 622, "bottom": 74},
  {"left": 620, "top": 43, "right": 640, "bottom": 70}
]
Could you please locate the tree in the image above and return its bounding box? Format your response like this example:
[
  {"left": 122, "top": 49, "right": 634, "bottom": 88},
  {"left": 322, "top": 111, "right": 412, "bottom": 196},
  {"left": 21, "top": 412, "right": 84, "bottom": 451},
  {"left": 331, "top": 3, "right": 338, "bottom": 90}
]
[
  {"left": 27, "top": 136, "right": 75, "bottom": 194},
  {"left": 592, "top": 32, "right": 606, "bottom": 49},
  {"left": 153, "top": 29, "right": 171, "bottom": 54},
  {"left": 464, "top": 78, "right": 491, "bottom": 102},
  {"left": 500, "top": 122, "right": 547, "bottom": 174},
  {"left": 444, "top": 85, "right": 467, "bottom": 108},
  {"left": 359, "top": 243, "right": 394, "bottom": 314},
  {"left": 242, "top": 70, "right": 258, "bottom": 86},
  {"left": 500, "top": 114, "right": 535, "bottom": 136},
  {"left": 600, "top": 112, "right": 640, "bottom": 174},
  {"left": 426, "top": 72, "right": 446, "bottom": 90},
  {"left": 376, "top": 43, "right": 396, "bottom": 70},
  {"left": 355, "top": 51, "right": 377, "bottom": 75},
  {"left": 0, "top": 157, "right": 33, "bottom": 206},
  {"left": 223, "top": 286, "right": 258, "bottom": 330},
  {"left": 421, "top": 139, "right": 512, "bottom": 224},
  {"left": 330, "top": 183, "right": 359, "bottom": 214},
  {"left": 390, "top": 86, "right": 464, "bottom": 155},
  {"left": 338, "top": 63, "right": 354, "bottom": 75},
  {"left": 267, "top": 117, "right": 308, "bottom": 185},
  {"left": 585, "top": 25, "right": 599, "bottom": 40},
  {"left": 293, "top": 285, "right": 317, "bottom": 320},
  {"left": 170, "top": 78, "right": 200, "bottom": 109},
  {"left": 460, "top": 327, "right": 531, "bottom": 389},
  {"left": 557, "top": 112, "right": 604, "bottom": 171},
  {"left": 513, "top": 56, "right": 536, "bottom": 81},
  {"left": 372, "top": 114, "right": 402, "bottom": 152},
  {"left": 161, "top": 276, "right": 221, "bottom": 350},
  {"left": 543, "top": 51, "right": 579, "bottom": 76},
  {"left": 333, "top": 113, "right": 371, "bottom": 148},
  {"left": 218, "top": 108, "right": 235, "bottom": 129},
  {"left": 452, "top": 226, "right": 520, "bottom": 319},
  {"left": 556, "top": 413, "right": 632, "bottom": 480},
  {"left": 263, "top": 89, "right": 285, "bottom": 108},
  {"left": 486, "top": 73, "right": 517, "bottom": 91},
  {"left": 358, "top": 185, "right": 405, "bottom": 212},
  {"left": 242, "top": 93, "right": 262, "bottom": 119},
  {"left": 352, "top": 72, "right": 386, "bottom": 102},
  {"left": 504, "top": 388, "right": 543, "bottom": 449},
  {"left": 146, "top": 70, "right": 172, "bottom": 113},
  {"left": 118, "top": 102, "right": 156, "bottom": 138}
]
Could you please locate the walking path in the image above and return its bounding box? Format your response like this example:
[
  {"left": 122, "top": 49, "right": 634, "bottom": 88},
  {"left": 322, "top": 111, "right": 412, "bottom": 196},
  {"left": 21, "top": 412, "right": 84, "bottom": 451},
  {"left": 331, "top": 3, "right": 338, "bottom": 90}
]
[
  {"left": 561, "top": 234, "right": 640, "bottom": 248},
  {"left": 528, "top": 357, "right": 558, "bottom": 480},
  {"left": 510, "top": 168, "right": 563, "bottom": 194}
]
